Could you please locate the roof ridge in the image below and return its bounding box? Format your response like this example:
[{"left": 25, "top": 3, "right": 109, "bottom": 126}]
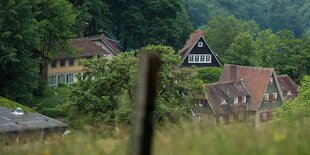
[
  {"left": 224, "top": 64, "right": 274, "bottom": 70},
  {"left": 207, "top": 80, "right": 243, "bottom": 86}
]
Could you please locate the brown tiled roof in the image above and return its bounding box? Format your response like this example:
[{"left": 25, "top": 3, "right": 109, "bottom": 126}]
[
  {"left": 219, "top": 64, "right": 283, "bottom": 111},
  {"left": 87, "top": 33, "right": 122, "bottom": 55},
  {"left": 277, "top": 74, "right": 298, "bottom": 99},
  {"left": 57, "top": 38, "right": 109, "bottom": 59},
  {"left": 207, "top": 81, "right": 250, "bottom": 115},
  {"left": 178, "top": 30, "right": 204, "bottom": 58}
]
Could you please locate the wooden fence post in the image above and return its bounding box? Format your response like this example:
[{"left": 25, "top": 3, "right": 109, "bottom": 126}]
[{"left": 130, "top": 53, "right": 160, "bottom": 155}]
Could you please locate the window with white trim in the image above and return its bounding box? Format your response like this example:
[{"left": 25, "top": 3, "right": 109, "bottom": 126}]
[
  {"left": 188, "top": 54, "right": 212, "bottom": 63},
  {"left": 264, "top": 94, "right": 269, "bottom": 101},
  {"left": 58, "top": 74, "right": 66, "bottom": 84},
  {"left": 272, "top": 93, "right": 277, "bottom": 99},
  {"left": 234, "top": 97, "right": 238, "bottom": 104},
  {"left": 262, "top": 112, "right": 267, "bottom": 120},
  {"left": 242, "top": 96, "right": 246, "bottom": 103},
  {"left": 198, "top": 42, "right": 203, "bottom": 47},
  {"left": 67, "top": 73, "right": 74, "bottom": 84},
  {"left": 188, "top": 54, "right": 194, "bottom": 62},
  {"left": 269, "top": 77, "right": 273, "bottom": 84},
  {"left": 219, "top": 116, "right": 224, "bottom": 125},
  {"left": 48, "top": 75, "right": 57, "bottom": 86},
  {"left": 229, "top": 114, "right": 233, "bottom": 123}
]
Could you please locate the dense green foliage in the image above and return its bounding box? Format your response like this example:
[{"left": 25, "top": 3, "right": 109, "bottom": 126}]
[
  {"left": 277, "top": 76, "right": 310, "bottom": 121},
  {"left": 196, "top": 67, "right": 222, "bottom": 84},
  {"left": 69, "top": 0, "right": 193, "bottom": 51},
  {"left": 0, "top": 97, "right": 34, "bottom": 112},
  {"left": 66, "top": 46, "right": 205, "bottom": 128},
  {"left": 0, "top": 0, "right": 76, "bottom": 104},
  {"left": 31, "top": 85, "right": 71, "bottom": 117},
  {"left": 183, "top": 0, "right": 310, "bottom": 37}
]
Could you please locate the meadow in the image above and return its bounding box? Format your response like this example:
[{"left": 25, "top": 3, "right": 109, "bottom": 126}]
[{"left": 0, "top": 120, "right": 309, "bottom": 155}]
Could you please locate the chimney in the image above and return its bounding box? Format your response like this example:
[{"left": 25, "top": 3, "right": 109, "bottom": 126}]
[{"left": 230, "top": 65, "right": 237, "bottom": 81}]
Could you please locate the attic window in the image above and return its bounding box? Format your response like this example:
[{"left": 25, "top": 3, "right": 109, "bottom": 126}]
[
  {"left": 233, "top": 97, "right": 238, "bottom": 104},
  {"left": 242, "top": 96, "right": 246, "bottom": 103},
  {"left": 198, "top": 42, "right": 203, "bottom": 47},
  {"left": 272, "top": 93, "right": 278, "bottom": 99},
  {"left": 188, "top": 54, "right": 212, "bottom": 63},
  {"left": 269, "top": 78, "right": 273, "bottom": 84},
  {"left": 264, "top": 94, "right": 269, "bottom": 101},
  {"left": 221, "top": 99, "right": 227, "bottom": 105}
]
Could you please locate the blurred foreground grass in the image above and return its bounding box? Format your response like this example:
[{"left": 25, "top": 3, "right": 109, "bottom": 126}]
[{"left": 0, "top": 120, "right": 309, "bottom": 155}]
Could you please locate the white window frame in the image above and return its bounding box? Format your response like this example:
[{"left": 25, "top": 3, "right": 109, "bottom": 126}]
[
  {"left": 264, "top": 94, "right": 269, "bottom": 101},
  {"left": 272, "top": 93, "right": 277, "bottom": 100},
  {"left": 229, "top": 114, "right": 233, "bottom": 123},
  {"left": 198, "top": 42, "right": 203, "bottom": 47},
  {"left": 269, "top": 77, "right": 273, "bottom": 84},
  {"left": 242, "top": 96, "right": 246, "bottom": 103},
  {"left": 262, "top": 112, "right": 267, "bottom": 120},
  {"left": 234, "top": 97, "right": 238, "bottom": 104},
  {"left": 188, "top": 54, "right": 212, "bottom": 63},
  {"left": 219, "top": 116, "right": 224, "bottom": 125}
]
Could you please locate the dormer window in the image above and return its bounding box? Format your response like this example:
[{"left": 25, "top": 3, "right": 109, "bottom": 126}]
[
  {"left": 264, "top": 94, "right": 269, "bottom": 101},
  {"left": 269, "top": 78, "right": 273, "bottom": 84},
  {"left": 272, "top": 93, "right": 278, "bottom": 99},
  {"left": 234, "top": 97, "right": 238, "bottom": 104},
  {"left": 242, "top": 96, "right": 246, "bottom": 103},
  {"left": 198, "top": 42, "right": 203, "bottom": 47}
]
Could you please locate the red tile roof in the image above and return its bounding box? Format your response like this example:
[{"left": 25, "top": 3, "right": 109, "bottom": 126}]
[
  {"left": 219, "top": 64, "right": 283, "bottom": 111},
  {"left": 277, "top": 74, "right": 298, "bottom": 99},
  {"left": 57, "top": 38, "right": 109, "bottom": 59},
  {"left": 207, "top": 80, "right": 250, "bottom": 115}
]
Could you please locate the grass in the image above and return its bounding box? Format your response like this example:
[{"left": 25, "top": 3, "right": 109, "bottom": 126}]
[
  {"left": 0, "top": 97, "right": 34, "bottom": 112},
  {"left": 0, "top": 120, "right": 309, "bottom": 155}
]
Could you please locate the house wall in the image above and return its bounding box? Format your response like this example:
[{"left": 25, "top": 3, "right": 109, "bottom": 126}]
[
  {"left": 0, "top": 127, "right": 66, "bottom": 145},
  {"left": 48, "top": 58, "right": 83, "bottom": 75},
  {"left": 181, "top": 37, "right": 221, "bottom": 67}
]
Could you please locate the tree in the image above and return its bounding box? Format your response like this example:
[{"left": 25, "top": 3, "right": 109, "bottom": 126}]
[
  {"left": 196, "top": 67, "right": 223, "bottom": 84},
  {"left": 222, "top": 32, "right": 259, "bottom": 66},
  {"left": 277, "top": 75, "right": 310, "bottom": 121},
  {"left": 0, "top": 0, "right": 40, "bottom": 103},
  {"left": 66, "top": 45, "right": 205, "bottom": 128},
  {"left": 108, "top": 0, "right": 193, "bottom": 51},
  {"left": 36, "top": 0, "right": 76, "bottom": 80},
  {"left": 68, "top": 0, "right": 111, "bottom": 36},
  {"left": 204, "top": 16, "right": 260, "bottom": 58},
  {"left": 254, "top": 29, "right": 279, "bottom": 67}
]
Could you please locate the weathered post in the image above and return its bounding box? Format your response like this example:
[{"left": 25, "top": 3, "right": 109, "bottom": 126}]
[{"left": 131, "top": 53, "right": 160, "bottom": 155}]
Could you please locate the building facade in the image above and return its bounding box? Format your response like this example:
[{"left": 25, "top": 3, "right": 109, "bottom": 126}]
[{"left": 47, "top": 33, "right": 122, "bottom": 86}]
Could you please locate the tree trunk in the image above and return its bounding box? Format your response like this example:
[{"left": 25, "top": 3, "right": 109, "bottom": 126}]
[{"left": 40, "top": 59, "right": 49, "bottom": 83}]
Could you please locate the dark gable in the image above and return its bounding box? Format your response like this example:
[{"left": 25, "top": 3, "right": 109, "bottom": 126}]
[{"left": 178, "top": 31, "right": 222, "bottom": 68}]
